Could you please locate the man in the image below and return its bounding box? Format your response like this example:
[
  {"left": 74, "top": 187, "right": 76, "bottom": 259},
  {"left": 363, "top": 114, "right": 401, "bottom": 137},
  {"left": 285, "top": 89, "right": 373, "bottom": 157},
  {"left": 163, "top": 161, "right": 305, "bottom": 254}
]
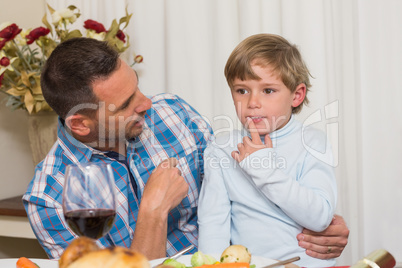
[{"left": 23, "top": 37, "right": 348, "bottom": 260}]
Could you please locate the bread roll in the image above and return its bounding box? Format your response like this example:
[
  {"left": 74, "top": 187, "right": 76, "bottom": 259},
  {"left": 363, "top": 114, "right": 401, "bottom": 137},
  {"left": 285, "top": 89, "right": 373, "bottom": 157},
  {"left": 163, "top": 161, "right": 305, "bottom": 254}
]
[
  {"left": 59, "top": 237, "right": 150, "bottom": 268},
  {"left": 59, "top": 237, "right": 99, "bottom": 268},
  {"left": 67, "top": 246, "right": 150, "bottom": 268}
]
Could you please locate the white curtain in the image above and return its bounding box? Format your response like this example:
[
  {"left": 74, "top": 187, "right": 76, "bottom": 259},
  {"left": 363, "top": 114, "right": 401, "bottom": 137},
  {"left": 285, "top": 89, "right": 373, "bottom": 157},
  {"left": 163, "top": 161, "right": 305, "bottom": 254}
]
[{"left": 46, "top": 0, "right": 402, "bottom": 265}]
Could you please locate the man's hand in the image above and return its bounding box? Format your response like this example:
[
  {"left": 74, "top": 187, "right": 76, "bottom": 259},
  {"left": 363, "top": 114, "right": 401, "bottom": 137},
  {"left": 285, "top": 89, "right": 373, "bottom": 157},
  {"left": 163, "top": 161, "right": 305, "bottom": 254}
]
[
  {"left": 297, "top": 214, "right": 349, "bottom": 259},
  {"left": 142, "top": 158, "right": 189, "bottom": 214},
  {"left": 232, "top": 118, "right": 272, "bottom": 162},
  {"left": 131, "top": 158, "right": 189, "bottom": 259}
]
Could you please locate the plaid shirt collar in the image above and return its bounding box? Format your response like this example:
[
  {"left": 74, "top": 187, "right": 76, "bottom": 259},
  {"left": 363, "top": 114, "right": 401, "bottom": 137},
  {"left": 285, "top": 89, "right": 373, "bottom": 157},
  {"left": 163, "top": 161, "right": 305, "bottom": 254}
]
[{"left": 57, "top": 118, "right": 109, "bottom": 163}]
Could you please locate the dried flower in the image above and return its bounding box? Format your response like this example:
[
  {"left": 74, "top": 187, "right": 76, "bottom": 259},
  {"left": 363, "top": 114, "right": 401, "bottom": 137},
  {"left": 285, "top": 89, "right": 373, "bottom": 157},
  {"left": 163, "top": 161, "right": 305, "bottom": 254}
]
[
  {"left": 26, "top": 27, "right": 51, "bottom": 45},
  {"left": 0, "top": 4, "right": 141, "bottom": 114},
  {"left": 84, "top": 19, "right": 106, "bottom": 33},
  {"left": 0, "top": 56, "right": 10, "bottom": 66},
  {"left": 0, "top": 23, "right": 22, "bottom": 41},
  {"left": 0, "top": 73, "right": 4, "bottom": 87},
  {"left": 116, "top": 30, "right": 126, "bottom": 43},
  {"left": 0, "top": 39, "right": 6, "bottom": 50},
  {"left": 134, "top": 55, "right": 143, "bottom": 63},
  {"left": 51, "top": 8, "right": 77, "bottom": 27}
]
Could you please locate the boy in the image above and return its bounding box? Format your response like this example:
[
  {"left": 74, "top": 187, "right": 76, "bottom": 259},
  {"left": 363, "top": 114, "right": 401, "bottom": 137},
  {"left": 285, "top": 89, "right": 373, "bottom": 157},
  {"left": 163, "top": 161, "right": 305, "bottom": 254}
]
[{"left": 198, "top": 33, "right": 337, "bottom": 267}]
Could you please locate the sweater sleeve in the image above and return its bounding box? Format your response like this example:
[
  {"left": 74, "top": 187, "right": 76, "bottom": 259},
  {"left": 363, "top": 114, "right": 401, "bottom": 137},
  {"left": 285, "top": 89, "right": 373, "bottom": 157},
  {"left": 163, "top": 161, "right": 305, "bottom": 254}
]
[
  {"left": 238, "top": 143, "right": 337, "bottom": 232},
  {"left": 197, "top": 145, "right": 231, "bottom": 254}
]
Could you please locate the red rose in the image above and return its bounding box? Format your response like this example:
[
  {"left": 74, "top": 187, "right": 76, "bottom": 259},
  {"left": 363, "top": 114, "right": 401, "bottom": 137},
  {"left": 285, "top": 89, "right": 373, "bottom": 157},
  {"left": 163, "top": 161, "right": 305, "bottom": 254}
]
[
  {"left": 0, "top": 73, "right": 4, "bottom": 87},
  {"left": 0, "top": 23, "right": 22, "bottom": 41},
  {"left": 0, "top": 57, "right": 10, "bottom": 67},
  {"left": 0, "top": 39, "right": 6, "bottom": 50},
  {"left": 26, "top": 27, "right": 50, "bottom": 45},
  {"left": 83, "top": 20, "right": 106, "bottom": 33},
  {"left": 116, "top": 30, "right": 126, "bottom": 43}
]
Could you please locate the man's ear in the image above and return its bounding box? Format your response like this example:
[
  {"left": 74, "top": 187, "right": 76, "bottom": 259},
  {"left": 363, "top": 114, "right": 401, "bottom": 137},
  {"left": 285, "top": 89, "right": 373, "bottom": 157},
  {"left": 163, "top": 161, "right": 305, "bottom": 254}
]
[
  {"left": 292, "top": 83, "right": 306, "bottom": 108},
  {"left": 64, "top": 114, "right": 93, "bottom": 137}
]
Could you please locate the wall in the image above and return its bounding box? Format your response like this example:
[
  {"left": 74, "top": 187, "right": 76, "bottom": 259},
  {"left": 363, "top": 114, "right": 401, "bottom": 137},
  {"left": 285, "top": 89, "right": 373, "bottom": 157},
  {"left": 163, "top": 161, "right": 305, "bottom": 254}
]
[
  {"left": 0, "top": 0, "right": 46, "bottom": 198},
  {"left": 0, "top": 0, "right": 47, "bottom": 259}
]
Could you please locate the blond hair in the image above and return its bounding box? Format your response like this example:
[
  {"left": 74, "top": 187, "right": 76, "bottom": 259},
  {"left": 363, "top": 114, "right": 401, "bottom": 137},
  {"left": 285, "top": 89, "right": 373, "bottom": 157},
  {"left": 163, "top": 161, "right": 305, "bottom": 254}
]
[{"left": 224, "top": 33, "right": 312, "bottom": 114}]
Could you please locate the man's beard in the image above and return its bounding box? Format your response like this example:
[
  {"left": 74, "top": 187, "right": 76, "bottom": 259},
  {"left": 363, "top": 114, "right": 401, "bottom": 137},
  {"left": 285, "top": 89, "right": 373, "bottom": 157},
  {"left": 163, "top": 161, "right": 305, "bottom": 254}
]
[
  {"left": 125, "top": 125, "right": 144, "bottom": 141},
  {"left": 124, "top": 114, "right": 146, "bottom": 140},
  {"left": 87, "top": 121, "right": 142, "bottom": 149}
]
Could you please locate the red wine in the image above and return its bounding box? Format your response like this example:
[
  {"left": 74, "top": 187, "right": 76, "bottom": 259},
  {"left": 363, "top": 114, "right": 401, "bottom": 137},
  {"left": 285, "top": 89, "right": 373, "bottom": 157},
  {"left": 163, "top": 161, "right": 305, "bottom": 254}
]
[{"left": 64, "top": 209, "right": 116, "bottom": 239}]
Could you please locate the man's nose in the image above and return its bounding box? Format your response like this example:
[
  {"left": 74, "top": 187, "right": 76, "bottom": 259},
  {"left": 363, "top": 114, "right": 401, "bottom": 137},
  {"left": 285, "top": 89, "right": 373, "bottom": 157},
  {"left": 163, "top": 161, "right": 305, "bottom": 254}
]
[{"left": 135, "top": 92, "right": 152, "bottom": 113}]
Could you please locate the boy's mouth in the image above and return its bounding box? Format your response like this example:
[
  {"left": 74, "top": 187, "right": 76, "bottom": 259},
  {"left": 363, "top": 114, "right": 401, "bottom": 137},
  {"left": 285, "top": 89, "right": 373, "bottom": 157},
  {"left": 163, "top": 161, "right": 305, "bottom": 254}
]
[{"left": 246, "top": 116, "right": 266, "bottom": 123}]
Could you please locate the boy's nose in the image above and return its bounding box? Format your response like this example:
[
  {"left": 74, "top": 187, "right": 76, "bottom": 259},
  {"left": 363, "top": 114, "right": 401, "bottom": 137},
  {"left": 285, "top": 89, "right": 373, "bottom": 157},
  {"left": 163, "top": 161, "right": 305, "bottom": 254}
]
[{"left": 248, "top": 94, "right": 261, "bottom": 108}]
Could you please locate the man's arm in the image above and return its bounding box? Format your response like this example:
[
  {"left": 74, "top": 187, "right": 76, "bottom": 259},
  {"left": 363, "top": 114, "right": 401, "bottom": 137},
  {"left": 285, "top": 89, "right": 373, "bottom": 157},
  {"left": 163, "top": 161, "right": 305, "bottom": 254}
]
[
  {"left": 297, "top": 214, "right": 349, "bottom": 259},
  {"left": 130, "top": 158, "right": 188, "bottom": 260},
  {"left": 24, "top": 201, "right": 74, "bottom": 259}
]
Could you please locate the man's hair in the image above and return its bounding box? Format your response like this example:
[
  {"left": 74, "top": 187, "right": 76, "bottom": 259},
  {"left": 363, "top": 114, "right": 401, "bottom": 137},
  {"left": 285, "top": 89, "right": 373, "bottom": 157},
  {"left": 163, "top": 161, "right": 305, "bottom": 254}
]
[
  {"left": 224, "top": 33, "right": 312, "bottom": 114},
  {"left": 41, "top": 37, "right": 120, "bottom": 119}
]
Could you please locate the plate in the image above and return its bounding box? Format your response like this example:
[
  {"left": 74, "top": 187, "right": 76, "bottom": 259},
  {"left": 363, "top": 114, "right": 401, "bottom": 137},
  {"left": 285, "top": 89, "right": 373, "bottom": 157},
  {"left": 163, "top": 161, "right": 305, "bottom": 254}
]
[
  {"left": 0, "top": 258, "right": 58, "bottom": 268},
  {"left": 149, "top": 254, "right": 283, "bottom": 268}
]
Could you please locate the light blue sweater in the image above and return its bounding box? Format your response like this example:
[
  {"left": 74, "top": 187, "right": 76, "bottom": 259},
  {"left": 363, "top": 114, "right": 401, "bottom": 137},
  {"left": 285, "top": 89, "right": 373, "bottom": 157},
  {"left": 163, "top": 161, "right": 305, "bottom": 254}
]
[{"left": 198, "top": 116, "right": 337, "bottom": 267}]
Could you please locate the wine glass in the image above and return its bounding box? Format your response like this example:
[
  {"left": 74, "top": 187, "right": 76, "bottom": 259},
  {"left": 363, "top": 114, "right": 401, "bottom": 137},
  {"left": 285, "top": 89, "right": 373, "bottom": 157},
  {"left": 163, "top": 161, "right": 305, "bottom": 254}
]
[{"left": 63, "top": 162, "right": 116, "bottom": 239}]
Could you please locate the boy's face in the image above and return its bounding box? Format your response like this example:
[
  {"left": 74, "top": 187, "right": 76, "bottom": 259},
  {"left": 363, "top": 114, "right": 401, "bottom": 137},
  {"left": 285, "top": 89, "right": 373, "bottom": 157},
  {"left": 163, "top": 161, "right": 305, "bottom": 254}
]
[{"left": 230, "top": 64, "right": 305, "bottom": 135}]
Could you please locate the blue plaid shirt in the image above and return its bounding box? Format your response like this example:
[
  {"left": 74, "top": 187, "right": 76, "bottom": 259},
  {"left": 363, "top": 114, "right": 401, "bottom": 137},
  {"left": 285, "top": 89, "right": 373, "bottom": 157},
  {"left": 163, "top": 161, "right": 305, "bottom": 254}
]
[{"left": 23, "top": 94, "right": 213, "bottom": 259}]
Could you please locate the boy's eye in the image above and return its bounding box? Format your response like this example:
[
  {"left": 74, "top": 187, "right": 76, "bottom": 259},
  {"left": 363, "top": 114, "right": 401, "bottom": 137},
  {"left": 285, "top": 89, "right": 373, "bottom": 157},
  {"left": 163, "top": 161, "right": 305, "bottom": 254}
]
[
  {"left": 236, "top": 89, "right": 248, "bottom": 94},
  {"left": 264, "top": 88, "right": 274, "bottom": 94}
]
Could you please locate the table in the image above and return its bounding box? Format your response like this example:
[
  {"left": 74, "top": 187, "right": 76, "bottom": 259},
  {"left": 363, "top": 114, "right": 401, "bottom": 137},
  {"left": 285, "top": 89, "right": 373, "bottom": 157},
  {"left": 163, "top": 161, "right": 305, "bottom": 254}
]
[{"left": 0, "top": 195, "right": 36, "bottom": 239}]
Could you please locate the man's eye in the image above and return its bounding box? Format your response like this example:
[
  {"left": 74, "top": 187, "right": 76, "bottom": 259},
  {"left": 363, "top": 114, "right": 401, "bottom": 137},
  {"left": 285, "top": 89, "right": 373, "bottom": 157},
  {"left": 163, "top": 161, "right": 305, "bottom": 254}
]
[
  {"left": 236, "top": 89, "right": 247, "bottom": 94},
  {"left": 264, "top": 88, "right": 274, "bottom": 94},
  {"left": 120, "top": 102, "right": 130, "bottom": 110}
]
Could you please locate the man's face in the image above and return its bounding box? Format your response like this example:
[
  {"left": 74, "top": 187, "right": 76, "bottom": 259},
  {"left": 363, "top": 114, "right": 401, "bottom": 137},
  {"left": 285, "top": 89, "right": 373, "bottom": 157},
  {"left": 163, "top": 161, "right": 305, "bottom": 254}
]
[{"left": 91, "top": 59, "right": 152, "bottom": 145}]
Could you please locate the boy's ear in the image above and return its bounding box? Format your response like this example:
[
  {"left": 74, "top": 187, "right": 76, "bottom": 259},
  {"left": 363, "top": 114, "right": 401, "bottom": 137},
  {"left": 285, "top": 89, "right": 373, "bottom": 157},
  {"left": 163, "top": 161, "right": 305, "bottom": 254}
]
[
  {"left": 292, "top": 83, "right": 306, "bottom": 108},
  {"left": 64, "top": 114, "right": 94, "bottom": 137}
]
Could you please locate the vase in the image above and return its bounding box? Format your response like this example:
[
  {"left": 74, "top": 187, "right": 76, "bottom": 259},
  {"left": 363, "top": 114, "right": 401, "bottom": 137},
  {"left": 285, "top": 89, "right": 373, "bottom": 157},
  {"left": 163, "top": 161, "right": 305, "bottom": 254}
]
[{"left": 27, "top": 111, "right": 58, "bottom": 166}]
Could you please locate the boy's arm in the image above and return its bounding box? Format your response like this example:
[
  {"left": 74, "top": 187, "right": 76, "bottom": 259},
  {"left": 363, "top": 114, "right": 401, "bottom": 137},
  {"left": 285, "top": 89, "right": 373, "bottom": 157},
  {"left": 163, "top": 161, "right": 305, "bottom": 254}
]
[
  {"left": 197, "top": 146, "right": 231, "bottom": 254},
  {"left": 239, "top": 146, "right": 336, "bottom": 231},
  {"left": 233, "top": 120, "right": 336, "bottom": 232},
  {"left": 232, "top": 120, "right": 347, "bottom": 260}
]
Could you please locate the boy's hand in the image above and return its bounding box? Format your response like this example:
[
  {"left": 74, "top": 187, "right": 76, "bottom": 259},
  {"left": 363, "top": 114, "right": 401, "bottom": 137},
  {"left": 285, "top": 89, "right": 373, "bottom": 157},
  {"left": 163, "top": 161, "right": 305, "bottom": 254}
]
[{"left": 231, "top": 118, "right": 273, "bottom": 162}]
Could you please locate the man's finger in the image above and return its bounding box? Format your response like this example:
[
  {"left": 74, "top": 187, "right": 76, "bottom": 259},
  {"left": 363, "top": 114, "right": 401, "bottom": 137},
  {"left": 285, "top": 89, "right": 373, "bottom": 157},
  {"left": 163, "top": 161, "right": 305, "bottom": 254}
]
[
  {"left": 302, "top": 224, "right": 346, "bottom": 238},
  {"left": 160, "top": 158, "right": 178, "bottom": 169},
  {"left": 246, "top": 118, "right": 262, "bottom": 144},
  {"left": 305, "top": 248, "right": 342, "bottom": 259},
  {"left": 298, "top": 235, "right": 344, "bottom": 259},
  {"left": 332, "top": 214, "right": 347, "bottom": 226},
  {"left": 167, "top": 157, "right": 178, "bottom": 167},
  {"left": 302, "top": 228, "right": 330, "bottom": 236}
]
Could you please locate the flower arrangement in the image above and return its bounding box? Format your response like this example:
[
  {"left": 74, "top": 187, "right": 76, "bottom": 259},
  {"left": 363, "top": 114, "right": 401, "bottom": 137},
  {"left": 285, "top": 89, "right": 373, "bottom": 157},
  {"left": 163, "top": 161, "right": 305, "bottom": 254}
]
[{"left": 0, "top": 5, "right": 143, "bottom": 114}]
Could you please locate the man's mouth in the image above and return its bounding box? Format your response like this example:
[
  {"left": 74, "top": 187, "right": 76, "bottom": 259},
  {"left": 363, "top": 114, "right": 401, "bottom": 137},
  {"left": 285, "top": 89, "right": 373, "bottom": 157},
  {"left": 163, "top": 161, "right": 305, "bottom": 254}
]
[{"left": 133, "top": 117, "right": 145, "bottom": 127}]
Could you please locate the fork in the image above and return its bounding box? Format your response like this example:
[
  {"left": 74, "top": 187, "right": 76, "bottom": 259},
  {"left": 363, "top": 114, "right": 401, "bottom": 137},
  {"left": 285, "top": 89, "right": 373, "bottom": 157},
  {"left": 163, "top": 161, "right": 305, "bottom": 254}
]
[
  {"left": 261, "top": 256, "right": 300, "bottom": 268},
  {"left": 154, "top": 244, "right": 195, "bottom": 267}
]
